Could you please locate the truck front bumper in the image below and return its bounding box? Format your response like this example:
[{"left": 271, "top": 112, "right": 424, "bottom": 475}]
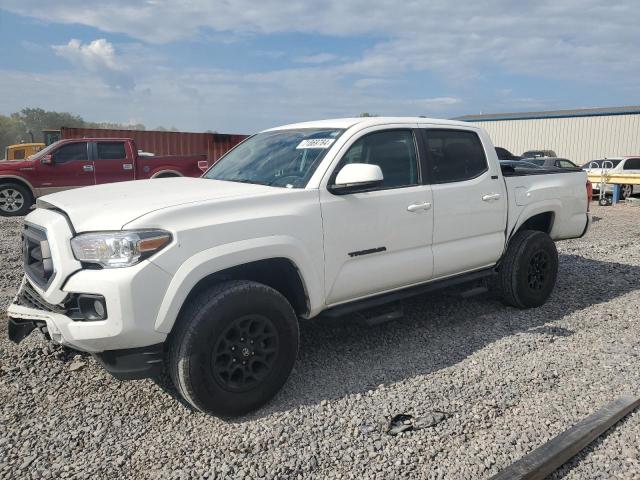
[
  {"left": 8, "top": 261, "right": 171, "bottom": 379},
  {"left": 7, "top": 207, "right": 174, "bottom": 380}
]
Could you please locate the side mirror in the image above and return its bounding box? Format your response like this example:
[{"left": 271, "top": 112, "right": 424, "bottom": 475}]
[
  {"left": 329, "top": 163, "right": 383, "bottom": 195},
  {"left": 41, "top": 154, "right": 54, "bottom": 165}
]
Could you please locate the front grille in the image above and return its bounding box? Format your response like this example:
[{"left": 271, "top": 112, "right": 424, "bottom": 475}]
[
  {"left": 15, "top": 281, "right": 81, "bottom": 319},
  {"left": 23, "top": 224, "right": 55, "bottom": 289}
]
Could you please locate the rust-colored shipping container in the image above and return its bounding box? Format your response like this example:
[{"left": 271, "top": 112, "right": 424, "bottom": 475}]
[{"left": 60, "top": 127, "right": 248, "bottom": 164}]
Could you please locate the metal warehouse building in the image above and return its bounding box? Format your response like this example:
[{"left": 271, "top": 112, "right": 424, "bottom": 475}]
[{"left": 457, "top": 106, "right": 640, "bottom": 166}]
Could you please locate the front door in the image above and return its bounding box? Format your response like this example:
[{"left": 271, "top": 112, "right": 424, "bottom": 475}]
[
  {"left": 320, "top": 127, "right": 434, "bottom": 305},
  {"left": 92, "top": 141, "right": 135, "bottom": 184},
  {"left": 421, "top": 128, "right": 507, "bottom": 278},
  {"left": 38, "top": 141, "right": 95, "bottom": 193}
]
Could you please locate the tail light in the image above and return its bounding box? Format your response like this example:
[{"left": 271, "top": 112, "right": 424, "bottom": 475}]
[
  {"left": 197, "top": 160, "right": 209, "bottom": 172},
  {"left": 586, "top": 180, "right": 593, "bottom": 211}
]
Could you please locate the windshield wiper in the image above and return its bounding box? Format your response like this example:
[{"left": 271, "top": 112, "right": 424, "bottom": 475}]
[{"left": 222, "top": 178, "right": 272, "bottom": 186}]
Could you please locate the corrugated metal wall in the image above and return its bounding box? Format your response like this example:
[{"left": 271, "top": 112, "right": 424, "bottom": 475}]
[
  {"left": 60, "top": 127, "right": 248, "bottom": 163},
  {"left": 470, "top": 114, "right": 640, "bottom": 166}
]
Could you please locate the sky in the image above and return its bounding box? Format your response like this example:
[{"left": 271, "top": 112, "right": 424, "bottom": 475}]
[{"left": 0, "top": 0, "right": 639, "bottom": 134}]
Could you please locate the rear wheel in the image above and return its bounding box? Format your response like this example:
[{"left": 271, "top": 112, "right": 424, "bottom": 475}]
[
  {"left": 499, "top": 230, "right": 558, "bottom": 308},
  {"left": 620, "top": 184, "right": 633, "bottom": 200},
  {"left": 168, "top": 280, "right": 299, "bottom": 417},
  {"left": 0, "top": 183, "right": 33, "bottom": 216}
]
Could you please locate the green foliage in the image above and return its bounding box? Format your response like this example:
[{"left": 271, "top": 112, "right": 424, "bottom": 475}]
[
  {"left": 0, "top": 114, "right": 27, "bottom": 157},
  {"left": 11, "top": 108, "right": 86, "bottom": 143}
]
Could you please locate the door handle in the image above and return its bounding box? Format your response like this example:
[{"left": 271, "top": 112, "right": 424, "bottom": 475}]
[
  {"left": 123, "top": 163, "right": 133, "bottom": 170},
  {"left": 482, "top": 193, "right": 501, "bottom": 202},
  {"left": 407, "top": 202, "right": 432, "bottom": 212},
  {"left": 83, "top": 165, "right": 94, "bottom": 172}
]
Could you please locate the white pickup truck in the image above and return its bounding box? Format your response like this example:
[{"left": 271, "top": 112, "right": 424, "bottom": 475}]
[{"left": 8, "top": 117, "right": 591, "bottom": 417}]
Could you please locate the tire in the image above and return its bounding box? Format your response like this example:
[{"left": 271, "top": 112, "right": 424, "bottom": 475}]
[
  {"left": 620, "top": 184, "right": 632, "bottom": 200},
  {"left": 0, "top": 183, "right": 33, "bottom": 217},
  {"left": 168, "top": 280, "right": 299, "bottom": 417},
  {"left": 499, "top": 230, "right": 558, "bottom": 309}
]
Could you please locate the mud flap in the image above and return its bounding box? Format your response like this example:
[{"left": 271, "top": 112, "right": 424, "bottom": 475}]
[{"left": 8, "top": 318, "right": 38, "bottom": 344}]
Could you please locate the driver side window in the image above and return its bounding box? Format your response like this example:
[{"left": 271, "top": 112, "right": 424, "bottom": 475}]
[
  {"left": 336, "top": 130, "right": 419, "bottom": 189},
  {"left": 53, "top": 142, "right": 89, "bottom": 163}
]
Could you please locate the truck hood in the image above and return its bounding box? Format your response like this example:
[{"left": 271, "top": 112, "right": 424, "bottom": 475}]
[
  {"left": 39, "top": 177, "right": 278, "bottom": 231},
  {"left": 0, "top": 159, "right": 35, "bottom": 169}
]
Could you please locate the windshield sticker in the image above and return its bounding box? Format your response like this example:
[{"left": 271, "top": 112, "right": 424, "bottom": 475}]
[{"left": 296, "top": 138, "right": 335, "bottom": 149}]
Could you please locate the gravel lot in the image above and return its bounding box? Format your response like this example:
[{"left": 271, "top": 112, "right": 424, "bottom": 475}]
[{"left": 1, "top": 204, "right": 639, "bottom": 479}]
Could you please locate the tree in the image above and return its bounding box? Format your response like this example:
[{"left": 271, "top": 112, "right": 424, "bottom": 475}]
[
  {"left": 0, "top": 114, "right": 28, "bottom": 158},
  {"left": 11, "top": 108, "right": 86, "bottom": 143},
  {"left": 1, "top": 107, "right": 151, "bottom": 157}
]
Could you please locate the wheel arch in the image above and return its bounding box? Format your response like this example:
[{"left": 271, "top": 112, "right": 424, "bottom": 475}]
[
  {"left": 516, "top": 211, "right": 555, "bottom": 235},
  {"left": 185, "top": 257, "right": 308, "bottom": 315},
  {"left": 0, "top": 175, "right": 36, "bottom": 197},
  {"left": 153, "top": 240, "right": 321, "bottom": 334},
  {"left": 508, "top": 200, "right": 561, "bottom": 243},
  {"left": 151, "top": 169, "right": 183, "bottom": 178}
]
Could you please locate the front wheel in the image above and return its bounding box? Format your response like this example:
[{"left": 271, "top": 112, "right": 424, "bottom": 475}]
[
  {"left": 168, "top": 280, "right": 299, "bottom": 417},
  {"left": 0, "top": 183, "right": 33, "bottom": 216},
  {"left": 499, "top": 230, "right": 558, "bottom": 309}
]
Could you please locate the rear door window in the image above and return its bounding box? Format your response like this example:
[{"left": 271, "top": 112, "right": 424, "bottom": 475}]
[
  {"left": 423, "top": 129, "right": 488, "bottom": 183},
  {"left": 623, "top": 158, "right": 640, "bottom": 170},
  {"left": 557, "top": 160, "right": 576, "bottom": 168},
  {"left": 96, "top": 142, "right": 126, "bottom": 160},
  {"left": 53, "top": 142, "right": 89, "bottom": 163}
]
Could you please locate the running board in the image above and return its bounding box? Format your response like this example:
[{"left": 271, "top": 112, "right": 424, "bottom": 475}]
[{"left": 323, "top": 268, "right": 495, "bottom": 319}]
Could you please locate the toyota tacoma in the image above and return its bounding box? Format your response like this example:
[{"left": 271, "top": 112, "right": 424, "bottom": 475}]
[{"left": 7, "top": 117, "right": 591, "bottom": 417}]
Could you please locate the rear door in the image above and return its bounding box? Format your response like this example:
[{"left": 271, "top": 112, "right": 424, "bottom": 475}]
[
  {"left": 39, "top": 141, "right": 95, "bottom": 192},
  {"left": 92, "top": 141, "right": 135, "bottom": 184},
  {"left": 420, "top": 128, "right": 507, "bottom": 278}
]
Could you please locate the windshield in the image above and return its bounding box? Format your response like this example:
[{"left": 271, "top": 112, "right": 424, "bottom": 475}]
[
  {"left": 582, "top": 159, "right": 622, "bottom": 169},
  {"left": 204, "top": 128, "right": 344, "bottom": 188},
  {"left": 27, "top": 140, "right": 62, "bottom": 160}
]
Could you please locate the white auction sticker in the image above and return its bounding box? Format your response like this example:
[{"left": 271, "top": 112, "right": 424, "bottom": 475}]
[{"left": 296, "top": 138, "right": 335, "bottom": 149}]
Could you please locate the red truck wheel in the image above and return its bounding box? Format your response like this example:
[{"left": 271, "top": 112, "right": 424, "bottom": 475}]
[{"left": 0, "top": 183, "right": 34, "bottom": 217}]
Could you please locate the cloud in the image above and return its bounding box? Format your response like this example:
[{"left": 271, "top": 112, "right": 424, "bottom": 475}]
[
  {"left": 53, "top": 38, "right": 121, "bottom": 71},
  {"left": 52, "top": 38, "right": 134, "bottom": 90},
  {"left": 2, "top": 0, "right": 631, "bottom": 88},
  {"left": 295, "top": 53, "right": 338, "bottom": 64},
  {"left": 1, "top": 0, "right": 640, "bottom": 131}
]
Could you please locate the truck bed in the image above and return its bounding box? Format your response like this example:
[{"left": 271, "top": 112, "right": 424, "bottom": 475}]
[{"left": 503, "top": 168, "right": 589, "bottom": 242}]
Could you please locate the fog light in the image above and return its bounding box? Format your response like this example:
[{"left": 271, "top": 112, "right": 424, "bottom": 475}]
[
  {"left": 93, "top": 299, "right": 105, "bottom": 318},
  {"left": 77, "top": 295, "right": 107, "bottom": 321}
]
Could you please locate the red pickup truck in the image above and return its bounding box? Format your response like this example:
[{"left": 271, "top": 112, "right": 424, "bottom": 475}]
[{"left": 0, "top": 138, "right": 210, "bottom": 216}]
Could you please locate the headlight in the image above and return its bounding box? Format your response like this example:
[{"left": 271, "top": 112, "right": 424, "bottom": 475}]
[{"left": 71, "top": 230, "right": 172, "bottom": 268}]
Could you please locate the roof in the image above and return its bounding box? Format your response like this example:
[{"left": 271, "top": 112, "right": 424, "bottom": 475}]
[
  {"left": 7, "top": 143, "right": 45, "bottom": 148},
  {"left": 455, "top": 105, "right": 640, "bottom": 122},
  {"left": 264, "top": 116, "right": 472, "bottom": 132}
]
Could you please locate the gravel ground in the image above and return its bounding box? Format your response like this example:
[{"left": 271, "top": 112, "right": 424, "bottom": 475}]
[{"left": 1, "top": 204, "right": 639, "bottom": 479}]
